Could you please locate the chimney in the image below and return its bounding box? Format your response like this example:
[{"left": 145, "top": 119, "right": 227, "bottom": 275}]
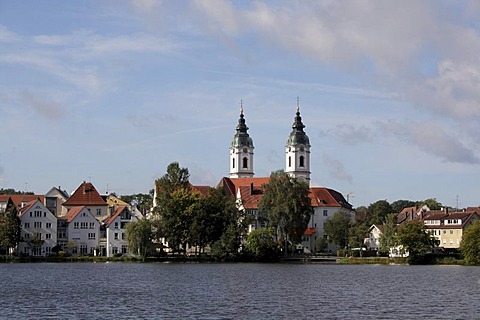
[{"left": 250, "top": 182, "right": 254, "bottom": 195}]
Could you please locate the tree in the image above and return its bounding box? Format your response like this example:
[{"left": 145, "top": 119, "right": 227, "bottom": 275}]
[
  {"left": 379, "top": 214, "right": 398, "bottom": 255},
  {"left": 348, "top": 220, "right": 369, "bottom": 250},
  {"left": 461, "top": 220, "right": 480, "bottom": 265},
  {"left": 245, "top": 227, "right": 280, "bottom": 261},
  {"left": 421, "top": 198, "right": 442, "bottom": 210},
  {"left": 0, "top": 199, "right": 21, "bottom": 255},
  {"left": 366, "top": 200, "right": 393, "bottom": 225},
  {"left": 324, "top": 211, "right": 352, "bottom": 250},
  {"left": 126, "top": 218, "right": 154, "bottom": 261},
  {"left": 391, "top": 200, "right": 417, "bottom": 213},
  {"left": 211, "top": 224, "right": 241, "bottom": 261},
  {"left": 258, "top": 170, "right": 312, "bottom": 254},
  {"left": 397, "top": 221, "right": 433, "bottom": 264},
  {"left": 120, "top": 191, "right": 154, "bottom": 215}
]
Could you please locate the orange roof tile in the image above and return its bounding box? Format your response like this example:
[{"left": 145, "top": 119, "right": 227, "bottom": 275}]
[
  {"left": 63, "top": 182, "right": 107, "bottom": 207},
  {"left": 18, "top": 200, "right": 38, "bottom": 217},
  {"left": 0, "top": 194, "right": 45, "bottom": 210},
  {"left": 238, "top": 186, "right": 264, "bottom": 209},
  {"left": 65, "top": 206, "right": 87, "bottom": 223},
  {"left": 217, "top": 177, "right": 270, "bottom": 196},
  {"left": 105, "top": 206, "right": 127, "bottom": 226},
  {"left": 309, "top": 187, "right": 351, "bottom": 209}
]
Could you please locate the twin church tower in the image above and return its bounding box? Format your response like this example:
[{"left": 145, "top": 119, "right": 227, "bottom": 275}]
[{"left": 229, "top": 103, "right": 311, "bottom": 183}]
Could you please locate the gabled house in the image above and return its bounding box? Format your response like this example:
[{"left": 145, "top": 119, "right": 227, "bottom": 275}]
[
  {"left": 0, "top": 194, "right": 45, "bottom": 213},
  {"left": 45, "top": 186, "right": 69, "bottom": 217},
  {"left": 365, "top": 224, "right": 384, "bottom": 251},
  {"left": 396, "top": 205, "right": 430, "bottom": 224},
  {"left": 65, "top": 206, "right": 101, "bottom": 255},
  {"left": 423, "top": 210, "right": 479, "bottom": 249},
  {"left": 303, "top": 187, "right": 355, "bottom": 253},
  {"left": 104, "top": 206, "right": 142, "bottom": 257},
  {"left": 63, "top": 182, "right": 108, "bottom": 220},
  {"left": 17, "top": 199, "right": 57, "bottom": 256}
]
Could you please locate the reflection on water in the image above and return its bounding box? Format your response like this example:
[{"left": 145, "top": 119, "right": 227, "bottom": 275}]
[{"left": 0, "top": 263, "right": 479, "bottom": 319}]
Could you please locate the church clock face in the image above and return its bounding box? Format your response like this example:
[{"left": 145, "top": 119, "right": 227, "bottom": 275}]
[
  {"left": 243, "top": 148, "right": 247, "bottom": 153},
  {"left": 300, "top": 147, "right": 304, "bottom": 152}
]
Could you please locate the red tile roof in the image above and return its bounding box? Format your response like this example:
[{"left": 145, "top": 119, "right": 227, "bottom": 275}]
[
  {"left": 18, "top": 200, "right": 38, "bottom": 217},
  {"left": 105, "top": 206, "right": 127, "bottom": 226},
  {"left": 65, "top": 206, "right": 87, "bottom": 223},
  {"left": 217, "top": 177, "right": 270, "bottom": 197},
  {"left": 238, "top": 186, "right": 264, "bottom": 209},
  {"left": 190, "top": 185, "right": 211, "bottom": 197},
  {"left": 63, "top": 182, "right": 107, "bottom": 207},
  {"left": 0, "top": 194, "right": 45, "bottom": 210},
  {"left": 309, "top": 187, "right": 351, "bottom": 209},
  {"left": 304, "top": 227, "right": 316, "bottom": 236}
]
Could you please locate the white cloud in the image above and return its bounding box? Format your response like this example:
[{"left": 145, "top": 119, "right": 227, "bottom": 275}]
[
  {"left": 377, "top": 120, "right": 479, "bottom": 164},
  {"left": 0, "top": 25, "right": 18, "bottom": 42},
  {"left": 322, "top": 154, "right": 352, "bottom": 183}
]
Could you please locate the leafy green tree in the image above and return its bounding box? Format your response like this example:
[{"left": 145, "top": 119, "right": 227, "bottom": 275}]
[
  {"left": 348, "top": 220, "right": 369, "bottom": 249},
  {"left": 397, "top": 221, "right": 433, "bottom": 264},
  {"left": 211, "top": 224, "right": 241, "bottom": 261},
  {"left": 0, "top": 199, "right": 21, "bottom": 255},
  {"left": 126, "top": 218, "right": 154, "bottom": 261},
  {"left": 379, "top": 213, "right": 398, "bottom": 254},
  {"left": 245, "top": 227, "right": 280, "bottom": 261},
  {"left": 324, "top": 211, "right": 352, "bottom": 249},
  {"left": 367, "top": 200, "right": 393, "bottom": 225},
  {"left": 421, "top": 198, "right": 442, "bottom": 210},
  {"left": 461, "top": 220, "right": 480, "bottom": 265},
  {"left": 120, "top": 191, "right": 153, "bottom": 215},
  {"left": 391, "top": 200, "right": 417, "bottom": 213},
  {"left": 25, "top": 233, "right": 44, "bottom": 255},
  {"left": 258, "top": 170, "right": 312, "bottom": 254}
]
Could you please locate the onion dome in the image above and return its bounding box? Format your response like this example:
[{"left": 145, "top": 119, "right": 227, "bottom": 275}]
[
  {"left": 286, "top": 106, "right": 310, "bottom": 146},
  {"left": 231, "top": 107, "right": 254, "bottom": 148}
]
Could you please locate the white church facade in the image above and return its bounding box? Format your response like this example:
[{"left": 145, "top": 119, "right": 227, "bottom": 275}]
[{"left": 220, "top": 103, "right": 355, "bottom": 254}]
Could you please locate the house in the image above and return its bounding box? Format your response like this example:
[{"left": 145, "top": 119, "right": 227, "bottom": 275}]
[
  {"left": 17, "top": 199, "right": 57, "bottom": 256},
  {"left": 0, "top": 194, "right": 45, "bottom": 213},
  {"left": 396, "top": 205, "right": 430, "bottom": 224},
  {"left": 104, "top": 206, "right": 142, "bottom": 257},
  {"left": 423, "top": 210, "right": 479, "bottom": 249},
  {"left": 45, "top": 186, "right": 70, "bottom": 217},
  {"left": 365, "top": 224, "right": 384, "bottom": 251},
  {"left": 303, "top": 187, "right": 355, "bottom": 253},
  {"left": 63, "top": 182, "right": 109, "bottom": 220},
  {"left": 65, "top": 206, "right": 101, "bottom": 255}
]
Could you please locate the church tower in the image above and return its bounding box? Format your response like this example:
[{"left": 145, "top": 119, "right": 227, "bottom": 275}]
[
  {"left": 285, "top": 101, "right": 311, "bottom": 183},
  {"left": 230, "top": 104, "right": 254, "bottom": 178}
]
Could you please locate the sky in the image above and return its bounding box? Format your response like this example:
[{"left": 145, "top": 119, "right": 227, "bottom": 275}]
[{"left": 1, "top": 0, "right": 480, "bottom": 209}]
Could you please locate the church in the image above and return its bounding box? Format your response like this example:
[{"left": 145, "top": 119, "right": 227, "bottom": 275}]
[{"left": 217, "top": 103, "right": 354, "bottom": 253}]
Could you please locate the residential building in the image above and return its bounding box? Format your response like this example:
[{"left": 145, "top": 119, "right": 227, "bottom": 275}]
[
  {"left": 104, "top": 206, "right": 142, "bottom": 257},
  {"left": 65, "top": 206, "right": 101, "bottom": 255},
  {"left": 17, "top": 199, "right": 57, "bottom": 256},
  {"left": 45, "top": 186, "right": 70, "bottom": 217},
  {"left": 0, "top": 194, "right": 45, "bottom": 213},
  {"left": 63, "top": 182, "right": 109, "bottom": 220}
]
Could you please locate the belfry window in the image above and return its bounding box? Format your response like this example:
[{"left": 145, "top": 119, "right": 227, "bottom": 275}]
[
  {"left": 288, "top": 156, "right": 291, "bottom": 167},
  {"left": 232, "top": 158, "right": 235, "bottom": 169},
  {"left": 243, "top": 157, "right": 248, "bottom": 168},
  {"left": 300, "top": 156, "right": 305, "bottom": 167}
]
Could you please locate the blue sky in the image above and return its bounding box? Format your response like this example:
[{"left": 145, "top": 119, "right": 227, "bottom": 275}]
[{"left": 1, "top": 1, "right": 480, "bottom": 208}]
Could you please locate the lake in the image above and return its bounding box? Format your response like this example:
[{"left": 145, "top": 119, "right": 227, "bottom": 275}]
[{"left": 0, "top": 263, "right": 479, "bottom": 319}]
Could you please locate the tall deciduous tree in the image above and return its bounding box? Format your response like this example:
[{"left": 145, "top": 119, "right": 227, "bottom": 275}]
[
  {"left": 379, "top": 213, "right": 398, "bottom": 254},
  {"left": 245, "top": 227, "right": 280, "bottom": 261},
  {"left": 397, "top": 221, "right": 433, "bottom": 264},
  {"left": 367, "top": 200, "right": 393, "bottom": 225},
  {"left": 324, "top": 211, "right": 352, "bottom": 249},
  {"left": 461, "top": 220, "right": 480, "bottom": 265},
  {"left": 0, "top": 199, "right": 21, "bottom": 255},
  {"left": 258, "top": 170, "right": 312, "bottom": 254},
  {"left": 125, "top": 218, "right": 153, "bottom": 261}
]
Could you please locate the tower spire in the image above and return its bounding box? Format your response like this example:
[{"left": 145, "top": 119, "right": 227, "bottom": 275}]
[
  {"left": 229, "top": 101, "right": 254, "bottom": 178},
  {"left": 286, "top": 99, "right": 310, "bottom": 183}
]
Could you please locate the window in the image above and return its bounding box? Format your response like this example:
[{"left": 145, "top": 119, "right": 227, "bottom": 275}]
[
  {"left": 450, "top": 230, "right": 453, "bottom": 235},
  {"left": 46, "top": 223, "right": 52, "bottom": 229},
  {"left": 58, "top": 231, "right": 66, "bottom": 239},
  {"left": 90, "top": 247, "right": 95, "bottom": 255},
  {"left": 232, "top": 158, "right": 235, "bottom": 169},
  {"left": 45, "top": 247, "right": 51, "bottom": 255},
  {"left": 323, "top": 210, "right": 328, "bottom": 217},
  {"left": 34, "top": 222, "right": 42, "bottom": 229},
  {"left": 122, "top": 233, "right": 126, "bottom": 240},
  {"left": 114, "top": 222, "right": 119, "bottom": 229},
  {"left": 300, "top": 155, "right": 305, "bottom": 167},
  {"left": 45, "top": 234, "right": 52, "bottom": 239},
  {"left": 96, "top": 209, "right": 101, "bottom": 216},
  {"left": 24, "top": 222, "right": 30, "bottom": 229},
  {"left": 74, "top": 222, "right": 79, "bottom": 229},
  {"left": 288, "top": 156, "right": 291, "bottom": 167},
  {"left": 81, "top": 222, "right": 88, "bottom": 229},
  {"left": 88, "top": 233, "right": 96, "bottom": 240},
  {"left": 112, "top": 246, "right": 118, "bottom": 255},
  {"left": 242, "top": 157, "right": 248, "bottom": 169},
  {"left": 90, "top": 222, "right": 95, "bottom": 229},
  {"left": 80, "top": 245, "right": 88, "bottom": 255},
  {"left": 121, "top": 245, "right": 128, "bottom": 254},
  {"left": 323, "top": 234, "right": 328, "bottom": 240},
  {"left": 114, "top": 233, "right": 119, "bottom": 240},
  {"left": 443, "top": 230, "right": 446, "bottom": 234}
]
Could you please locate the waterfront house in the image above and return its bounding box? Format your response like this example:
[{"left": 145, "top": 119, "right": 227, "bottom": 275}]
[
  {"left": 104, "top": 206, "right": 142, "bottom": 257},
  {"left": 0, "top": 194, "right": 45, "bottom": 213},
  {"left": 65, "top": 206, "right": 101, "bottom": 255},
  {"left": 63, "top": 182, "right": 109, "bottom": 220},
  {"left": 45, "top": 186, "right": 70, "bottom": 217},
  {"left": 17, "top": 199, "right": 57, "bottom": 256}
]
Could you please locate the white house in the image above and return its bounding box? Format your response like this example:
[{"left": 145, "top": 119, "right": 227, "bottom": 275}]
[
  {"left": 65, "top": 206, "right": 100, "bottom": 255},
  {"left": 104, "top": 206, "right": 142, "bottom": 257},
  {"left": 17, "top": 199, "right": 57, "bottom": 256}
]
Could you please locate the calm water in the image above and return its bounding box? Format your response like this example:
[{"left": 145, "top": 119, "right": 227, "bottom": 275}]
[{"left": 0, "top": 262, "right": 479, "bottom": 319}]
